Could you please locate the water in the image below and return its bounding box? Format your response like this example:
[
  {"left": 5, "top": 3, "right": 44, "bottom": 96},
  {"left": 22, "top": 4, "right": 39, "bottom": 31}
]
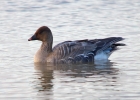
[{"left": 0, "top": 0, "right": 140, "bottom": 99}]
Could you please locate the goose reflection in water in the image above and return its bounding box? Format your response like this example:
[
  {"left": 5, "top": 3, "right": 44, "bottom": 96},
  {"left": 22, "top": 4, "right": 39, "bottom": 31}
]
[
  {"left": 33, "top": 61, "right": 119, "bottom": 94},
  {"left": 34, "top": 61, "right": 118, "bottom": 75}
]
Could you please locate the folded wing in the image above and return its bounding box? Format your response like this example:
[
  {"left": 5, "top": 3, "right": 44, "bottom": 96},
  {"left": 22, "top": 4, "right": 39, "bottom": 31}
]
[{"left": 50, "top": 37, "right": 125, "bottom": 64}]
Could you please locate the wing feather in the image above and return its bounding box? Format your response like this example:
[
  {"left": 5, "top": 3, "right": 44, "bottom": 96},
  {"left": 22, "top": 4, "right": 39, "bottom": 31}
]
[{"left": 50, "top": 37, "right": 125, "bottom": 63}]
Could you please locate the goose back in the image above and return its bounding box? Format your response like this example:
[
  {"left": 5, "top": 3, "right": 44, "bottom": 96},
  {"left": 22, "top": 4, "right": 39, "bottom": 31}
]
[{"left": 47, "top": 37, "right": 125, "bottom": 64}]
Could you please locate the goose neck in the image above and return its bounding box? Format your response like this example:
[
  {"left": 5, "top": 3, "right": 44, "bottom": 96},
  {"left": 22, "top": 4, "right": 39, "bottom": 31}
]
[{"left": 41, "top": 42, "right": 53, "bottom": 53}]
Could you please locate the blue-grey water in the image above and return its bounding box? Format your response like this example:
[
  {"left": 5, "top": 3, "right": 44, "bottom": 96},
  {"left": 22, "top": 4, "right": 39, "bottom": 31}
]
[{"left": 0, "top": 0, "right": 140, "bottom": 100}]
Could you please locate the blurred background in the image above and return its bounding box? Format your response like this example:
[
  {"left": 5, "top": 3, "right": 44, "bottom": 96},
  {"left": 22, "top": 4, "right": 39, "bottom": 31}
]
[{"left": 0, "top": 0, "right": 140, "bottom": 99}]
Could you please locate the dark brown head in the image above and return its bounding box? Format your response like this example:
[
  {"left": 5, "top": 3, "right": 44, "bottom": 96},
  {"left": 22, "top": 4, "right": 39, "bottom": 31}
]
[{"left": 28, "top": 26, "right": 53, "bottom": 42}]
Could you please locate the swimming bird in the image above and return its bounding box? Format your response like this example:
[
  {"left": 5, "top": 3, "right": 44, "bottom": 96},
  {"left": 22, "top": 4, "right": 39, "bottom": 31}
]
[{"left": 28, "top": 26, "right": 125, "bottom": 64}]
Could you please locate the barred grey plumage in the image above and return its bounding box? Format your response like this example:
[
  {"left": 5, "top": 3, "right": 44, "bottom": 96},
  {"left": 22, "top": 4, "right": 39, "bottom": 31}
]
[
  {"left": 51, "top": 37, "right": 125, "bottom": 64},
  {"left": 28, "top": 26, "right": 125, "bottom": 64}
]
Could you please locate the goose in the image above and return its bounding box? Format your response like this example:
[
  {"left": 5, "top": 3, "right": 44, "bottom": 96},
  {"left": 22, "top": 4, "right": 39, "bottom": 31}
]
[{"left": 28, "top": 26, "right": 125, "bottom": 64}]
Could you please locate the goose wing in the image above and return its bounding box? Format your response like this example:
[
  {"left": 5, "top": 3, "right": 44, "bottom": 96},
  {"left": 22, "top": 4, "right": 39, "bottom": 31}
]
[{"left": 51, "top": 37, "right": 125, "bottom": 63}]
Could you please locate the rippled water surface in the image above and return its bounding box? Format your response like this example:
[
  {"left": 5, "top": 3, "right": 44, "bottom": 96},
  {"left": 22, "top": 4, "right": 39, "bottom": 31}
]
[{"left": 0, "top": 0, "right": 140, "bottom": 99}]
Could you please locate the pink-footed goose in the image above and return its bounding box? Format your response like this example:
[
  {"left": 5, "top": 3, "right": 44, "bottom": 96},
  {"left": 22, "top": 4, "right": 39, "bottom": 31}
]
[{"left": 28, "top": 26, "right": 125, "bottom": 64}]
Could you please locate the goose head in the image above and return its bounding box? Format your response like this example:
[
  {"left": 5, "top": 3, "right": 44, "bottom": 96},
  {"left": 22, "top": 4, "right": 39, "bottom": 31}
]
[{"left": 28, "top": 26, "right": 53, "bottom": 43}]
